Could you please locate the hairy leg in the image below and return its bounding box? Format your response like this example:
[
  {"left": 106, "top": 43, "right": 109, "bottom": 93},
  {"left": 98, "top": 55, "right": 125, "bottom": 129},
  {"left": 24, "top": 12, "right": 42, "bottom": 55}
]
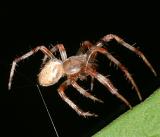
[
  {"left": 76, "top": 41, "right": 93, "bottom": 55},
  {"left": 86, "top": 67, "right": 132, "bottom": 108},
  {"left": 90, "top": 76, "right": 94, "bottom": 91},
  {"left": 58, "top": 80, "right": 98, "bottom": 117},
  {"left": 99, "top": 34, "right": 157, "bottom": 76},
  {"left": 42, "top": 44, "right": 67, "bottom": 64},
  {"left": 71, "top": 81, "right": 103, "bottom": 103},
  {"left": 87, "top": 47, "right": 142, "bottom": 100},
  {"left": 8, "top": 46, "right": 54, "bottom": 90},
  {"left": 77, "top": 41, "right": 97, "bottom": 91}
]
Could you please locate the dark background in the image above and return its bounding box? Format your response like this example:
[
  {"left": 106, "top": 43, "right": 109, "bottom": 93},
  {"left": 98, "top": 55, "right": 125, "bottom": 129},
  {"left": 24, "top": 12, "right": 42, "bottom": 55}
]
[{"left": 1, "top": 1, "right": 160, "bottom": 137}]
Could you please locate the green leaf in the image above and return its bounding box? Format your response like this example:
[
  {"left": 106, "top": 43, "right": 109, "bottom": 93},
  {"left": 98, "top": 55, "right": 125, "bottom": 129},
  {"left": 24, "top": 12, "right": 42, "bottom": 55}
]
[{"left": 93, "top": 88, "right": 160, "bottom": 137}]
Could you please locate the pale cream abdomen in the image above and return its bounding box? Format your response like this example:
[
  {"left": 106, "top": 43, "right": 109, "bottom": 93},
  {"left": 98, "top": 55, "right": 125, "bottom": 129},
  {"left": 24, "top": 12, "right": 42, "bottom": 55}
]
[{"left": 38, "top": 59, "right": 64, "bottom": 86}]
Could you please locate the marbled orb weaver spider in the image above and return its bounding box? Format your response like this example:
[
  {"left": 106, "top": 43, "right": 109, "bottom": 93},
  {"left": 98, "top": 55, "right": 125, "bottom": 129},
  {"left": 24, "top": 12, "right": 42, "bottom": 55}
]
[{"left": 8, "top": 34, "right": 157, "bottom": 117}]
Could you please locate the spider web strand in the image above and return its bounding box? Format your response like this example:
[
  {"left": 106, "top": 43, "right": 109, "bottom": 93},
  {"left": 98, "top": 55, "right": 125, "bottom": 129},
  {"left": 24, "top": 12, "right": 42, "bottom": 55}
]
[{"left": 36, "top": 84, "right": 60, "bottom": 137}]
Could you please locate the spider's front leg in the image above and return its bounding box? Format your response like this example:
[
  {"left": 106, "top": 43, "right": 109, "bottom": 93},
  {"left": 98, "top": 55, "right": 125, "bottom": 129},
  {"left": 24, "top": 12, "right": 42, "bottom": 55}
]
[
  {"left": 100, "top": 34, "right": 157, "bottom": 76},
  {"left": 86, "top": 67, "right": 132, "bottom": 108},
  {"left": 76, "top": 41, "right": 93, "bottom": 55},
  {"left": 8, "top": 46, "right": 54, "bottom": 90},
  {"left": 87, "top": 47, "right": 142, "bottom": 100},
  {"left": 76, "top": 41, "right": 97, "bottom": 91},
  {"left": 58, "top": 80, "right": 98, "bottom": 117}
]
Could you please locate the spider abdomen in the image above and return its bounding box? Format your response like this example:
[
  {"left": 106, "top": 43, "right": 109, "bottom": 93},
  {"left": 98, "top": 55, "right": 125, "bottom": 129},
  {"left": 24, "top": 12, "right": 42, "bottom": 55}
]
[{"left": 38, "top": 59, "right": 64, "bottom": 86}]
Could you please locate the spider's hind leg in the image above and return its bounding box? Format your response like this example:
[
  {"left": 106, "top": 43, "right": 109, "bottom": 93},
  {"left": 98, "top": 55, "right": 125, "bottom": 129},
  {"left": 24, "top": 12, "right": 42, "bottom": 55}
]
[
  {"left": 8, "top": 46, "right": 54, "bottom": 90},
  {"left": 71, "top": 81, "right": 103, "bottom": 103},
  {"left": 42, "top": 44, "right": 67, "bottom": 65},
  {"left": 58, "top": 80, "right": 98, "bottom": 117}
]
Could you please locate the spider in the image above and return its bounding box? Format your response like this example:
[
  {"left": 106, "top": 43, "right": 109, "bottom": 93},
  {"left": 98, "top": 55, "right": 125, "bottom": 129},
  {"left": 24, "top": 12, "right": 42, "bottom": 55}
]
[{"left": 8, "top": 34, "right": 157, "bottom": 117}]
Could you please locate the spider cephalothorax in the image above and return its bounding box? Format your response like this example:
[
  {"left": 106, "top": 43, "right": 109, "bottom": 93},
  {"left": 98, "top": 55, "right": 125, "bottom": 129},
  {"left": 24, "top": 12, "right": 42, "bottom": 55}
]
[{"left": 8, "top": 34, "right": 157, "bottom": 117}]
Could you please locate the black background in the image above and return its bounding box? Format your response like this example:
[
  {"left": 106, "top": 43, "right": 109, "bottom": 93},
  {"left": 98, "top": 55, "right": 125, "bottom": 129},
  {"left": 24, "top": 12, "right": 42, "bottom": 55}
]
[{"left": 1, "top": 1, "right": 160, "bottom": 137}]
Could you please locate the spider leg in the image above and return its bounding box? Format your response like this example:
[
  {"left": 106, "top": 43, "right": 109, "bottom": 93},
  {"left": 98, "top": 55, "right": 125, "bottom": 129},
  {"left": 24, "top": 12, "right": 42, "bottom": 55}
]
[
  {"left": 71, "top": 81, "right": 103, "bottom": 103},
  {"left": 77, "top": 41, "right": 96, "bottom": 92},
  {"left": 58, "top": 80, "right": 98, "bottom": 117},
  {"left": 86, "top": 68, "right": 132, "bottom": 108},
  {"left": 76, "top": 41, "right": 93, "bottom": 55},
  {"left": 90, "top": 76, "right": 94, "bottom": 91},
  {"left": 87, "top": 47, "right": 142, "bottom": 100},
  {"left": 100, "top": 34, "right": 157, "bottom": 76},
  {"left": 8, "top": 46, "right": 54, "bottom": 90},
  {"left": 42, "top": 44, "right": 67, "bottom": 64}
]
